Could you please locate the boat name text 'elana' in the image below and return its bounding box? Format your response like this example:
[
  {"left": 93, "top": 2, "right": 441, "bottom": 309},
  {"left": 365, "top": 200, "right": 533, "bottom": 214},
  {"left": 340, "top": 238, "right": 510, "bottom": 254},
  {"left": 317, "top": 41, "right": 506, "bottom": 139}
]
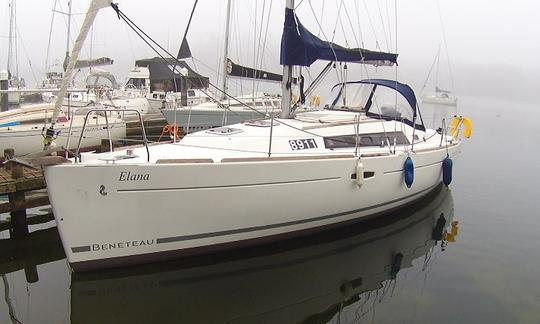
[{"left": 118, "top": 171, "right": 150, "bottom": 181}]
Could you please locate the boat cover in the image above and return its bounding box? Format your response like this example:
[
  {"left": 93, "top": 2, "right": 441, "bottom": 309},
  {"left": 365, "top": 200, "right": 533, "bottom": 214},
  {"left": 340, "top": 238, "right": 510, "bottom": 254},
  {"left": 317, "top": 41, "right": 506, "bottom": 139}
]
[
  {"left": 280, "top": 8, "right": 397, "bottom": 67},
  {"left": 134, "top": 57, "right": 209, "bottom": 89},
  {"left": 227, "top": 59, "right": 283, "bottom": 82}
]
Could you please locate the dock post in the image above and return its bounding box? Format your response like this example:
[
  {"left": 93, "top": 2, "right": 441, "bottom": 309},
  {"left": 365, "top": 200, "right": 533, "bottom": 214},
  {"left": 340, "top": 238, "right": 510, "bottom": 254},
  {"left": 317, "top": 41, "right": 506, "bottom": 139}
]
[
  {"left": 0, "top": 70, "right": 8, "bottom": 112},
  {"left": 6, "top": 149, "right": 29, "bottom": 238},
  {"left": 4, "top": 148, "right": 14, "bottom": 170}
]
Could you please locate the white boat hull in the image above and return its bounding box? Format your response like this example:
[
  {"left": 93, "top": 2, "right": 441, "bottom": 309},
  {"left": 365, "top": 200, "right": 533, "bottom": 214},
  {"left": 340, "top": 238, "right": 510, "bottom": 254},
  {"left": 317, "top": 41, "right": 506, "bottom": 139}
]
[
  {"left": 70, "top": 187, "right": 454, "bottom": 323},
  {"left": 421, "top": 94, "right": 457, "bottom": 106},
  {"left": 0, "top": 120, "right": 126, "bottom": 156},
  {"left": 45, "top": 143, "right": 459, "bottom": 271}
]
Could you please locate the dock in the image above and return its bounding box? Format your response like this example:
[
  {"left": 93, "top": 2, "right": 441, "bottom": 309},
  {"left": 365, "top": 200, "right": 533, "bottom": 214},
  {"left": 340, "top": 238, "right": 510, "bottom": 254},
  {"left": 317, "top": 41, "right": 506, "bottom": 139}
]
[{"left": 1, "top": 149, "right": 48, "bottom": 238}]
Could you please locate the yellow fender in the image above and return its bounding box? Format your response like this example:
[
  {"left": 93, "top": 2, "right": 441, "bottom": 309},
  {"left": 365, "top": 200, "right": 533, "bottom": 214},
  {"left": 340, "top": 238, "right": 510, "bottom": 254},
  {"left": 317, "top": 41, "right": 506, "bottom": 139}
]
[
  {"left": 449, "top": 116, "right": 473, "bottom": 139},
  {"left": 310, "top": 95, "right": 321, "bottom": 107},
  {"left": 462, "top": 117, "right": 473, "bottom": 138}
]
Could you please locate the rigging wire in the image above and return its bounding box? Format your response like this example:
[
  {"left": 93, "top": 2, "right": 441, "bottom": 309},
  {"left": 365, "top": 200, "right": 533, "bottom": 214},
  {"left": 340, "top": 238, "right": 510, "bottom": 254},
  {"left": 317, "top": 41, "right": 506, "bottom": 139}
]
[
  {"left": 332, "top": 0, "right": 346, "bottom": 43},
  {"left": 15, "top": 25, "right": 39, "bottom": 86},
  {"left": 385, "top": 0, "right": 394, "bottom": 52},
  {"left": 420, "top": 45, "right": 440, "bottom": 94},
  {"left": 362, "top": 0, "right": 381, "bottom": 50},
  {"left": 44, "top": 0, "right": 58, "bottom": 75},
  {"left": 353, "top": 1, "right": 365, "bottom": 48},
  {"left": 255, "top": 0, "right": 274, "bottom": 95},
  {"left": 110, "top": 3, "right": 273, "bottom": 124},
  {"left": 435, "top": 0, "right": 457, "bottom": 114},
  {"left": 376, "top": 0, "right": 390, "bottom": 52}
]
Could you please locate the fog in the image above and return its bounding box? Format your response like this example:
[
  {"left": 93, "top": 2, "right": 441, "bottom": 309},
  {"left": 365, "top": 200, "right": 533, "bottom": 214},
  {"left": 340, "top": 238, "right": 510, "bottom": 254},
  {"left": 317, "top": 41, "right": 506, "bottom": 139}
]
[{"left": 1, "top": 0, "right": 539, "bottom": 104}]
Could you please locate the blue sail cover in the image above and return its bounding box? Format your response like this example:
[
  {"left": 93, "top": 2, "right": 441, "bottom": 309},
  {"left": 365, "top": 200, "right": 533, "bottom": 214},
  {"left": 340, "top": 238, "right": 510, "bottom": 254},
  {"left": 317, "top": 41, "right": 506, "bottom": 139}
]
[{"left": 280, "top": 9, "right": 398, "bottom": 67}]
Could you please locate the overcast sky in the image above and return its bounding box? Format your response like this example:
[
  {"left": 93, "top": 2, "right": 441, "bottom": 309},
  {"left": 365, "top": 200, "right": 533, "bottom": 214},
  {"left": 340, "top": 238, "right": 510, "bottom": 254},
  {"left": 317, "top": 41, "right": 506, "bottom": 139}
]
[{"left": 1, "top": 0, "right": 539, "bottom": 101}]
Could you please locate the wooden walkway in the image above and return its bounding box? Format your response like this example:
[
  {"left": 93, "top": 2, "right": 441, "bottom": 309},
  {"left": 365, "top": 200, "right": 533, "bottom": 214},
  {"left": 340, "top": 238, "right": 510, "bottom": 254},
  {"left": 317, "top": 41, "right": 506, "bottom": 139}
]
[
  {"left": 0, "top": 165, "right": 46, "bottom": 196},
  {"left": 1, "top": 149, "right": 49, "bottom": 237}
]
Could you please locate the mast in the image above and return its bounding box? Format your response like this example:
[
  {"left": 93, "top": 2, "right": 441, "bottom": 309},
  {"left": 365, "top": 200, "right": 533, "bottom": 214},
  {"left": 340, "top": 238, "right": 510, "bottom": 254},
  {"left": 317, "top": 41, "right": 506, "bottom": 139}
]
[
  {"left": 221, "top": 0, "right": 232, "bottom": 100},
  {"left": 7, "top": 0, "right": 15, "bottom": 74},
  {"left": 280, "top": 0, "right": 294, "bottom": 118},
  {"left": 44, "top": 0, "right": 59, "bottom": 75},
  {"left": 435, "top": 44, "right": 441, "bottom": 90},
  {"left": 63, "top": 0, "right": 73, "bottom": 71}
]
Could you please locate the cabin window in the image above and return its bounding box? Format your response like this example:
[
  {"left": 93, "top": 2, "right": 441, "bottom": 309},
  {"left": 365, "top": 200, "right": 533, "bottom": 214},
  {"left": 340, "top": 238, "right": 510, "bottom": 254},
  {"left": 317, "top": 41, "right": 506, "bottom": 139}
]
[
  {"left": 187, "top": 90, "right": 196, "bottom": 97},
  {"left": 323, "top": 132, "right": 409, "bottom": 149},
  {"left": 255, "top": 102, "right": 264, "bottom": 106},
  {"left": 126, "top": 78, "right": 146, "bottom": 89},
  {"left": 264, "top": 101, "right": 273, "bottom": 107}
]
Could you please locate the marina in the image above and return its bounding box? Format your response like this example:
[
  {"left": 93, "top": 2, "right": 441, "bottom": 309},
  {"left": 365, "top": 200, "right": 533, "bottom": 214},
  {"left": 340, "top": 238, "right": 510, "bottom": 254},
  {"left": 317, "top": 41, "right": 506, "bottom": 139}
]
[{"left": 1, "top": 0, "right": 539, "bottom": 323}]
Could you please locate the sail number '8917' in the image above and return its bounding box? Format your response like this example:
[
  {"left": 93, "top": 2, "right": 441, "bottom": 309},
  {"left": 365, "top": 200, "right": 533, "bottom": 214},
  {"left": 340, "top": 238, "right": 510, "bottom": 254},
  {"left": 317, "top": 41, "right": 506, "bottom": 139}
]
[{"left": 289, "top": 138, "right": 318, "bottom": 150}]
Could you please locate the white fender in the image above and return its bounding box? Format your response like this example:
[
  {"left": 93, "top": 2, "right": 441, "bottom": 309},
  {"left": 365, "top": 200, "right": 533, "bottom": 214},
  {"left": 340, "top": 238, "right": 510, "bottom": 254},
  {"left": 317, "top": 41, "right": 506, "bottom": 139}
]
[{"left": 356, "top": 161, "right": 364, "bottom": 187}]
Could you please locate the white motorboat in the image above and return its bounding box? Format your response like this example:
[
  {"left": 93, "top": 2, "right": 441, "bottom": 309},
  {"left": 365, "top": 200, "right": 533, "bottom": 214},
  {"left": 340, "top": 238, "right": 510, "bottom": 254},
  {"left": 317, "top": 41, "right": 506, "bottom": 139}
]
[
  {"left": 131, "top": 57, "right": 212, "bottom": 112},
  {"left": 66, "top": 70, "right": 154, "bottom": 122},
  {"left": 0, "top": 103, "right": 126, "bottom": 156},
  {"left": 161, "top": 92, "right": 283, "bottom": 132},
  {"left": 40, "top": 0, "right": 469, "bottom": 272}
]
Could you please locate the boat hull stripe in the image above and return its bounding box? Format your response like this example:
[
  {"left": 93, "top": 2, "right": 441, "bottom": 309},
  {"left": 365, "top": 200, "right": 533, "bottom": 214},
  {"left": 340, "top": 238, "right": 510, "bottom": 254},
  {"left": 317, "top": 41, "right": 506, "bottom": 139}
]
[
  {"left": 155, "top": 184, "right": 437, "bottom": 244},
  {"left": 116, "top": 177, "right": 341, "bottom": 193},
  {"left": 70, "top": 184, "right": 439, "bottom": 254}
]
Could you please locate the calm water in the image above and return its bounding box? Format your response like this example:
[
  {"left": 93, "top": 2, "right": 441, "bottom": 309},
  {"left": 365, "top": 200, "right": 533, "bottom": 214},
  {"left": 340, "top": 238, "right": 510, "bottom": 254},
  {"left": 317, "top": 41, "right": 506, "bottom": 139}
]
[{"left": 1, "top": 96, "right": 539, "bottom": 323}]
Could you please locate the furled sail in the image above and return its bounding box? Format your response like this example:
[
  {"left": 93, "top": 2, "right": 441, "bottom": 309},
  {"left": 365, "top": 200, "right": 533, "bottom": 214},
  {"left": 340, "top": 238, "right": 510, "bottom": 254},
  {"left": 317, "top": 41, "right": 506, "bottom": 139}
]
[
  {"left": 226, "top": 59, "right": 283, "bottom": 82},
  {"left": 74, "top": 57, "right": 114, "bottom": 69},
  {"left": 135, "top": 57, "right": 209, "bottom": 90},
  {"left": 280, "top": 8, "right": 398, "bottom": 67}
]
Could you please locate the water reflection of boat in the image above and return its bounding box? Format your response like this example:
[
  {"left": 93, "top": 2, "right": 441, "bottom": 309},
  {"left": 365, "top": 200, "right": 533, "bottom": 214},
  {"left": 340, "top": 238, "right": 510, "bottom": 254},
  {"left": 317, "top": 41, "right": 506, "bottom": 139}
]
[{"left": 71, "top": 186, "right": 457, "bottom": 324}]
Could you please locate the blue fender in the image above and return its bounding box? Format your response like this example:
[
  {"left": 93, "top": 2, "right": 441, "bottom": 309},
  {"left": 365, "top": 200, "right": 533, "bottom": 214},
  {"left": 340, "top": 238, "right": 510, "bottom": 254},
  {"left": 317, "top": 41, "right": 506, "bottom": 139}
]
[
  {"left": 404, "top": 156, "right": 414, "bottom": 188},
  {"left": 442, "top": 155, "right": 453, "bottom": 186}
]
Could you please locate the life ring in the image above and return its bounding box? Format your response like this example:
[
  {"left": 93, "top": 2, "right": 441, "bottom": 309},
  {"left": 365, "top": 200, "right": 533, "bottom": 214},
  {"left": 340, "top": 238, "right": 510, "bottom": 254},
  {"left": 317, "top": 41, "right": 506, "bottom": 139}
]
[{"left": 449, "top": 115, "right": 473, "bottom": 139}]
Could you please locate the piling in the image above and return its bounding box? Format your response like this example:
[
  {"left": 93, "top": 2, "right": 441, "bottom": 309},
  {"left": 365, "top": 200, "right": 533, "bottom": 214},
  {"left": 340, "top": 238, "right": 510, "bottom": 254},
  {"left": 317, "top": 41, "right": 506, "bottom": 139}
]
[
  {"left": 1, "top": 149, "right": 49, "bottom": 237},
  {"left": 4, "top": 149, "right": 29, "bottom": 238}
]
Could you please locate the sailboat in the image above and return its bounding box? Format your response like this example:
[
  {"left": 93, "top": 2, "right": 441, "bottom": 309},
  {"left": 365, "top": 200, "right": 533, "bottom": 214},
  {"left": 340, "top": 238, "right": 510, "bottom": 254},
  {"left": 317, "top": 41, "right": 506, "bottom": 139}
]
[
  {"left": 40, "top": 0, "right": 470, "bottom": 272},
  {"left": 420, "top": 45, "right": 457, "bottom": 106},
  {"left": 3, "top": 0, "right": 24, "bottom": 106}
]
